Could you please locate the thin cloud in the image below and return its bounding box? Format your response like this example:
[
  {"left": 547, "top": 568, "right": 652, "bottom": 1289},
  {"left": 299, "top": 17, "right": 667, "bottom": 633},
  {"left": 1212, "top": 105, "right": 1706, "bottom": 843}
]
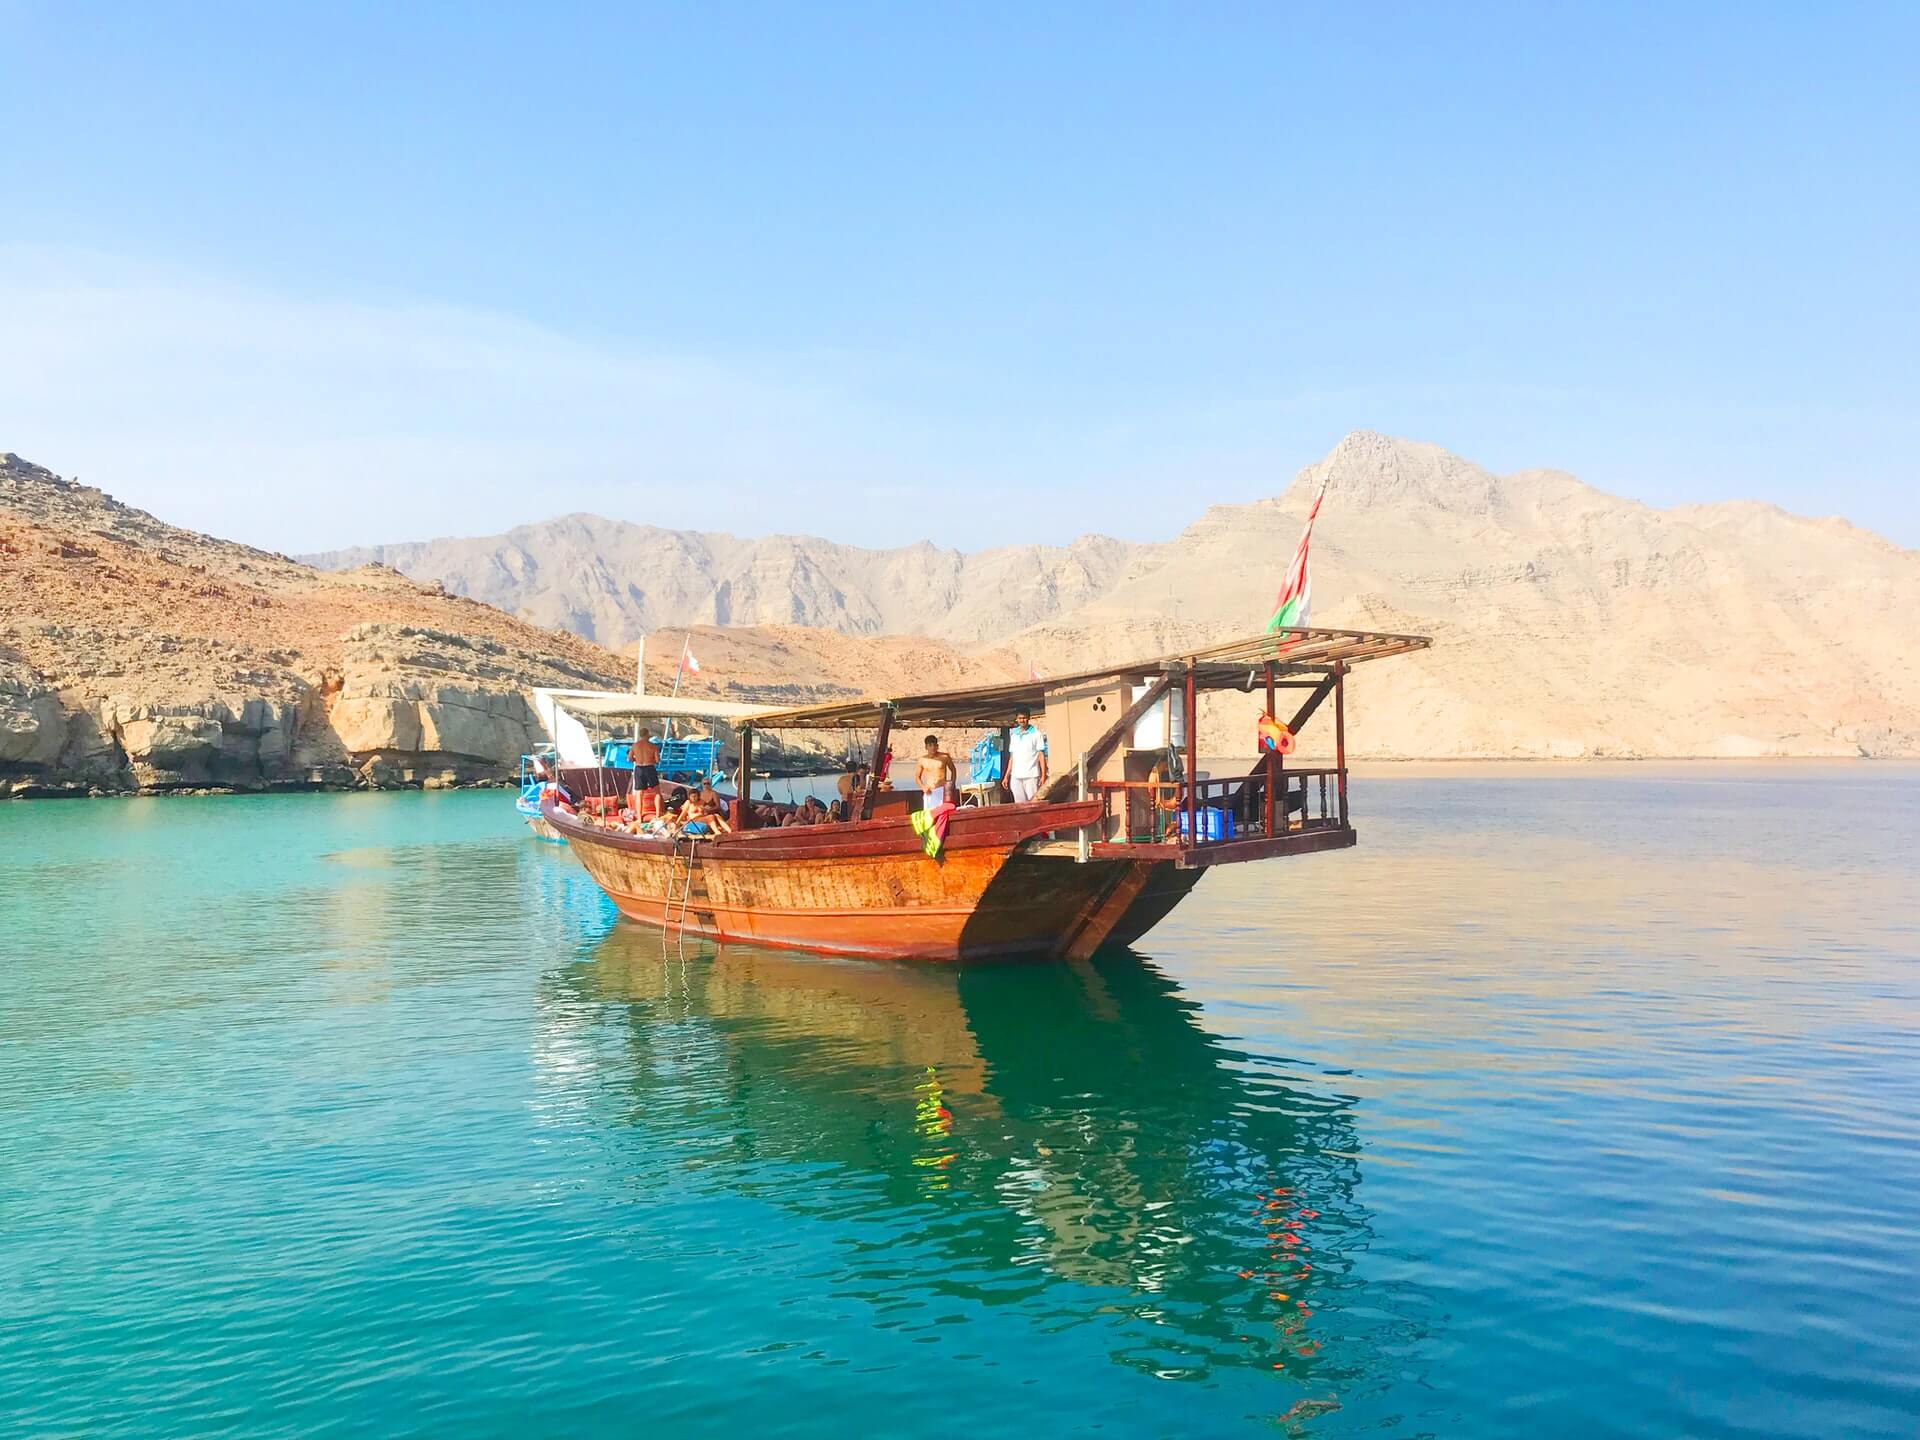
[{"left": 0, "top": 248, "right": 950, "bottom": 551}]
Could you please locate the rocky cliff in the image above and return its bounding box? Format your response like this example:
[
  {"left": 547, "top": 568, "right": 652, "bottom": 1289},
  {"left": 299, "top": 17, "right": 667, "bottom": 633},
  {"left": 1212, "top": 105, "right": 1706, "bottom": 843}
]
[{"left": 0, "top": 453, "right": 635, "bottom": 796}]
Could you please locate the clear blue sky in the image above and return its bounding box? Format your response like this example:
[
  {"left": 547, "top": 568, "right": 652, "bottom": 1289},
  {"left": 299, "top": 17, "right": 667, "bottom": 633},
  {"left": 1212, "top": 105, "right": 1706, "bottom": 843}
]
[{"left": 2, "top": 2, "right": 1915, "bottom": 552}]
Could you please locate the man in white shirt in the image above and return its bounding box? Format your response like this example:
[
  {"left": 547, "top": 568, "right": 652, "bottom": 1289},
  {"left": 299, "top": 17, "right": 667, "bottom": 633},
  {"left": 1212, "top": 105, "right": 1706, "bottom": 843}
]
[{"left": 1007, "top": 707, "right": 1048, "bottom": 803}]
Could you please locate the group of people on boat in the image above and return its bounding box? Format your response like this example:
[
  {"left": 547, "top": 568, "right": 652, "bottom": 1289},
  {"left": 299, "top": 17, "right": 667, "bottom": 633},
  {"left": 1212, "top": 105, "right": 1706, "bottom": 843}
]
[
  {"left": 546, "top": 774, "right": 737, "bottom": 839},
  {"left": 545, "top": 709, "right": 1053, "bottom": 847}
]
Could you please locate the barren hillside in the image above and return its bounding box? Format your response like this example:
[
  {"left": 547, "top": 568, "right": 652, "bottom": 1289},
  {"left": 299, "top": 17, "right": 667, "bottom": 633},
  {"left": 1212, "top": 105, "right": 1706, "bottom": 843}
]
[
  {"left": 306, "top": 521, "right": 1150, "bottom": 649},
  {"left": 0, "top": 453, "right": 639, "bottom": 794},
  {"left": 309, "top": 432, "right": 1920, "bottom": 759},
  {"left": 1009, "top": 434, "right": 1920, "bottom": 758}
]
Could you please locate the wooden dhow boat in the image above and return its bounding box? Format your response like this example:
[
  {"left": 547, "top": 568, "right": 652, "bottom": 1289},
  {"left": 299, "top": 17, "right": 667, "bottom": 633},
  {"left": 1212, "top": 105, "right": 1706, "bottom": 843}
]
[{"left": 541, "top": 627, "right": 1429, "bottom": 961}]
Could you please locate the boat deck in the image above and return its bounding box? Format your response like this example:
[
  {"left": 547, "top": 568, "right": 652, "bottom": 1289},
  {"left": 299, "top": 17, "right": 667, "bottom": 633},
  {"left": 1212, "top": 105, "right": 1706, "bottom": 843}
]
[{"left": 1066, "top": 762, "right": 1353, "bottom": 868}]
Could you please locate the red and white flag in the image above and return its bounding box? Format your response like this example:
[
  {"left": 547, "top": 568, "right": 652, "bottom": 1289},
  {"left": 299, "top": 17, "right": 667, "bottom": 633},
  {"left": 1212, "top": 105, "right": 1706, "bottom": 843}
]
[
  {"left": 1266, "top": 478, "right": 1328, "bottom": 635},
  {"left": 679, "top": 639, "right": 702, "bottom": 676},
  {"left": 1028, "top": 660, "right": 1044, "bottom": 681}
]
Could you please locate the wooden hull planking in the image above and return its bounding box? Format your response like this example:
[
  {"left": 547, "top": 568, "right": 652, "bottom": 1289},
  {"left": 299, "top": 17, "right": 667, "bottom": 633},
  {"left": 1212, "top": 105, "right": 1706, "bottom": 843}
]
[{"left": 546, "top": 798, "right": 1200, "bottom": 962}]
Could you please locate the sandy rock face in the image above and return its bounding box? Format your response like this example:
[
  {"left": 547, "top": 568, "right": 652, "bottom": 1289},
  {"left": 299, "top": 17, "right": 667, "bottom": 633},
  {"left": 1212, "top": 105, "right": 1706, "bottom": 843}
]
[
  {"left": 0, "top": 673, "right": 68, "bottom": 767},
  {"left": 115, "top": 710, "right": 224, "bottom": 784},
  {"left": 321, "top": 625, "right": 582, "bottom": 772},
  {"left": 99, "top": 698, "right": 307, "bottom": 789},
  {"left": 1, "top": 453, "right": 633, "bottom": 796}
]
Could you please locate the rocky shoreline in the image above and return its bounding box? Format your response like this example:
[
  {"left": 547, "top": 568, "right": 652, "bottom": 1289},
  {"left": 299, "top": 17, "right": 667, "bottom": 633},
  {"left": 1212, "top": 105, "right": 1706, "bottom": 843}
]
[
  {"left": 1, "top": 624, "right": 604, "bottom": 798},
  {"left": 2, "top": 451, "right": 639, "bottom": 799}
]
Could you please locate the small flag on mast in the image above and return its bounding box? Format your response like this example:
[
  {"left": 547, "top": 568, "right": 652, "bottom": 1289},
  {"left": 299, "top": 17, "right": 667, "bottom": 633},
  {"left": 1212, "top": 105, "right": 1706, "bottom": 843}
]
[
  {"left": 1266, "top": 479, "right": 1328, "bottom": 634},
  {"left": 679, "top": 639, "right": 702, "bottom": 676},
  {"left": 1028, "top": 660, "right": 1044, "bottom": 681}
]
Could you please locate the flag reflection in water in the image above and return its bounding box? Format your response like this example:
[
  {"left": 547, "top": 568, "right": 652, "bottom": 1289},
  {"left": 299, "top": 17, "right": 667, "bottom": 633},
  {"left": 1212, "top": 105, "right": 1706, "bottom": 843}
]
[
  {"left": 533, "top": 928, "right": 1430, "bottom": 1409},
  {"left": 912, "top": 1066, "right": 957, "bottom": 1190}
]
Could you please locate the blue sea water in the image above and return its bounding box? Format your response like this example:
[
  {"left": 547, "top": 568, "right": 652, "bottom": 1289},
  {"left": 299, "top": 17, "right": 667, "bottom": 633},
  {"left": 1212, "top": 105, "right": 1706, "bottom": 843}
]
[{"left": 2, "top": 766, "right": 1917, "bottom": 1438}]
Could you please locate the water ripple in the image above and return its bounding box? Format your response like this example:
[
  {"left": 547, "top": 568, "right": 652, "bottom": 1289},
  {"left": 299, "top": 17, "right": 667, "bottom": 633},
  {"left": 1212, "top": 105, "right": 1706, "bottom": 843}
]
[{"left": 2, "top": 769, "right": 1917, "bottom": 1437}]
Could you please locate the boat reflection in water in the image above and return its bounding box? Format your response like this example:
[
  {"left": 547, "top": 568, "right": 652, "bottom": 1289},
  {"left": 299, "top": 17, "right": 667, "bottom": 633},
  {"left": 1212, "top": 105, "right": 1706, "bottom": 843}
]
[{"left": 533, "top": 925, "right": 1428, "bottom": 1411}]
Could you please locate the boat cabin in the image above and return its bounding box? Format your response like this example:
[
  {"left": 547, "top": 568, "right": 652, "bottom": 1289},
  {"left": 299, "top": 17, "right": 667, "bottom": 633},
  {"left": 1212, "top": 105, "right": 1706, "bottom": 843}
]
[{"left": 736, "top": 626, "right": 1430, "bottom": 870}]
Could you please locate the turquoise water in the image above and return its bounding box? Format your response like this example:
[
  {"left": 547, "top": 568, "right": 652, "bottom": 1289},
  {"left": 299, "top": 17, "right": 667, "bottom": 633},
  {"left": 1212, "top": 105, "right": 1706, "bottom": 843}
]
[{"left": 3, "top": 768, "right": 1917, "bottom": 1438}]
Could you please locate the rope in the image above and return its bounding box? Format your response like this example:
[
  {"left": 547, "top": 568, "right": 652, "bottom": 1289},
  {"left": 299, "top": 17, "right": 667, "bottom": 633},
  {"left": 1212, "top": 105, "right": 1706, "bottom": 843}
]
[{"left": 667, "top": 831, "right": 703, "bottom": 938}]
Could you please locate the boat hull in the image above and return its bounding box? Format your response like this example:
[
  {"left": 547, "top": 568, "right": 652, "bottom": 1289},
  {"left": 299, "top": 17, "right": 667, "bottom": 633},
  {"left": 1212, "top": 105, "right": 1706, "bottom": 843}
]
[
  {"left": 523, "top": 814, "right": 566, "bottom": 843},
  {"left": 544, "top": 798, "right": 1200, "bottom": 962}
]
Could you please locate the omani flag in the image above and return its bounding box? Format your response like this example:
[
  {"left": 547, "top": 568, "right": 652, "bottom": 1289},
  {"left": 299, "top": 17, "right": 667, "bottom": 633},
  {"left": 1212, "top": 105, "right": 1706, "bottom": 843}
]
[{"left": 1266, "top": 479, "right": 1328, "bottom": 634}]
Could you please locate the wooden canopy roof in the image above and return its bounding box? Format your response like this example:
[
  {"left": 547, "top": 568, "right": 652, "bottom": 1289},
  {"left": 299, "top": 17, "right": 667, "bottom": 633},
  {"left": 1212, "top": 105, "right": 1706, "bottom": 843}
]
[{"left": 746, "top": 626, "right": 1431, "bottom": 730}]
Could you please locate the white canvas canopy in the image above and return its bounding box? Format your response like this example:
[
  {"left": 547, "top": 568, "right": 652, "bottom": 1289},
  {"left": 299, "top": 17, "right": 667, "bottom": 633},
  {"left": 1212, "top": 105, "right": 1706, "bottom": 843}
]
[{"left": 528, "top": 687, "right": 779, "bottom": 767}]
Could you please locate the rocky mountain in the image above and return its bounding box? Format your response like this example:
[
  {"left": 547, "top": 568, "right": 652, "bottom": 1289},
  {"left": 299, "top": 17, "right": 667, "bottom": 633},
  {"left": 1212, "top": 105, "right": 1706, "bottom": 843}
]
[
  {"left": 305, "top": 520, "right": 1152, "bottom": 649},
  {"left": 0, "top": 453, "right": 641, "bottom": 795},
  {"left": 1007, "top": 432, "right": 1920, "bottom": 758},
  {"left": 311, "top": 433, "right": 1920, "bottom": 759}
]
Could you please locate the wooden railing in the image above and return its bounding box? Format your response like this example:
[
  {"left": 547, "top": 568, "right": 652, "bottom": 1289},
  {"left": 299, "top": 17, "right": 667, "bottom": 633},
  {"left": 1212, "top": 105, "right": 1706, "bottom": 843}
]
[{"left": 1089, "top": 766, "right": 1347, "bottom": 848}]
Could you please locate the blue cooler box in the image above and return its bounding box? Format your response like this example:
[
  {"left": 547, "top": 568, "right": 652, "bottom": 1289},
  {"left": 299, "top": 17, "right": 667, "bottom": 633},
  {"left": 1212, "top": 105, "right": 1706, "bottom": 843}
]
[{"left": 1177, "top": 807, "right": 1235, "bottom": 842}]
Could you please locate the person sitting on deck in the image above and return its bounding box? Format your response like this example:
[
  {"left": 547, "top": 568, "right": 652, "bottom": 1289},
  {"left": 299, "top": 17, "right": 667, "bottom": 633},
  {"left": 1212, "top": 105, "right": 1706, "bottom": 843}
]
[
  {"left": 915, "top": 735, "right": 957, "bottom": 811},
  {"left": 682, "top": 780, "right": 732, "bottom": 837},
  {"left": 826, "top": 798, "right": 848, "bottom": 823},
  {"left": 837, "top": 762, "right": 869, "bottom": 807},
  {"left": 775, "top": 796, "right": 820, "bottom": 827}
]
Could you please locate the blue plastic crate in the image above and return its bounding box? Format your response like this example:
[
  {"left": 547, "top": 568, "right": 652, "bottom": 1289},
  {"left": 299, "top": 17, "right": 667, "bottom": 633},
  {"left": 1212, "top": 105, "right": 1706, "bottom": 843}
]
[
  {"left": 659, "top": 738, "right": 720, "bottom": 776},
  {"left": 1176, "top": 807, "right": 1235, "bottom": 843}
]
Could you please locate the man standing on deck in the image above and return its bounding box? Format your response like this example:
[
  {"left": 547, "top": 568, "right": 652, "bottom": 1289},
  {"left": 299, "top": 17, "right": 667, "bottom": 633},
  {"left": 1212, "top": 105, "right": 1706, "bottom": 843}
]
[
  {"left": 1007, "top": 707, "right": 1048, "bottom": 803},
  {"left": 915, "top": 735, "right": 957, "bottom": 810},
  {"left": 632, "top": 730, "right": 661, "bottom": 795}
]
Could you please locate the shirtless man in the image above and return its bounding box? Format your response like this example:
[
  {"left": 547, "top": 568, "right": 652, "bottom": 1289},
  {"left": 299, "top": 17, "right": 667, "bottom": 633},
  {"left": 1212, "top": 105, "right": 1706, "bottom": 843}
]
[
  {"left": 631, "top": 730, "right": 661, "bottom": 795},
  {"left": 915, "top": 734, "right": 957, "bottom": 811}
]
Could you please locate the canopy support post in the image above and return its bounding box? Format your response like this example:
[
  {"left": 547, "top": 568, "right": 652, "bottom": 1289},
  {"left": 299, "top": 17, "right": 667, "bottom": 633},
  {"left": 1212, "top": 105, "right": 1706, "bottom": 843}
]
[
  {"left": 1334, "top": 663, "right": 1349, "bottom": 829},
  {"left": 1076, "top": 754, "right": 1090, "bottom": 863},
  {"left": 1264, "top": 661, "right": 1277, "bottom": 838},
  {"left": 860, "top": 704, "right": 893, "bottom": 820},
  {"left": 1285, "top": 674, "right": 1337, "bottom": 735},
  {"left": 734, "top": 726, "right": 754, "bottom": 830},
  {"left": 1184, "top": 665, "right": 1198, "bottom": 847}
]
